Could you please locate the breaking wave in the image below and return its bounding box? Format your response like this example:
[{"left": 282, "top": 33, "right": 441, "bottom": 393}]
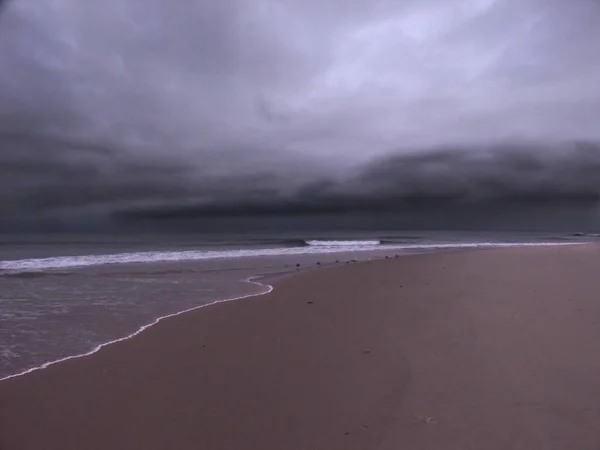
[
  {"left": 0, "top": 241, "right": 581, "bottom": 272},
  {"left": 304, "top": 239, "right": 381, "bottom": 247}
]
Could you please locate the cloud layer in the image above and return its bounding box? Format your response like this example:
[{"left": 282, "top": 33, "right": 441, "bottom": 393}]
[{"left": 1, "top": 0, "right": 600, "bottom": 228}]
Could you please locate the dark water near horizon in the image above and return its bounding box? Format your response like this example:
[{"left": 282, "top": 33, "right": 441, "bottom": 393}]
[{"left": 0, "top": 230, "right": 597, "bottom": 380}]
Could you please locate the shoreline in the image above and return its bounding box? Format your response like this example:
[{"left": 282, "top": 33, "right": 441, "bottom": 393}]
[
  {"left": 0, "top": 243, "right": 579, "bottom": 383},
  {"left": 0, "top": 276, "right": 274, "bottom": 383},
  {"left": 2, "top": 244, "right": 600, "bottom": 449}
]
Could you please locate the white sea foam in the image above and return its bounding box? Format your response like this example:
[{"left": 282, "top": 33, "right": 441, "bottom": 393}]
[
  {"left": 304, "top": 239, "right": 381, "bottom": 246},
  {"left": 0, "top": 276, "right": 273, "bottom": 383},
  {"left": 0, "top": 241, "right": 581, "bottom": 272}
]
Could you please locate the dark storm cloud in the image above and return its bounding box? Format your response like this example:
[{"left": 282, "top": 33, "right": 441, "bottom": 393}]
[
  {"left": 5, "top": 137, "right": 599, "bottom": 226},
  {"left": 114, "top": 141, "right": 600, "bottom": 219},
  {"left": 1, "top": 0, "right": 600, "bottom": 228}
]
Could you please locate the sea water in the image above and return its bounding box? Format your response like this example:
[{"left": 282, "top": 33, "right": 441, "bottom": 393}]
[{"left": 0, "top": 230, "right": 594, "bottom": 380}]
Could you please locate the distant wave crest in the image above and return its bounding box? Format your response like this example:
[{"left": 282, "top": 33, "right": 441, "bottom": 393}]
[{"left": 304, "top": 239, "right": 381, "bottom": 247}]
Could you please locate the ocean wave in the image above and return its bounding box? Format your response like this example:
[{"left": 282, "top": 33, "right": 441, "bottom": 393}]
[
  {"left": 0, "top": 241, "right": 581, "bottom": 272},
  {"left": 304, "top": 239, "right": 381, "bottom": 247},
  {"left": 278, "top": 239, "right": 310, "bottom": 247},
  {"left": 0, "top": 243, "right": 383, "bottom": 271}
]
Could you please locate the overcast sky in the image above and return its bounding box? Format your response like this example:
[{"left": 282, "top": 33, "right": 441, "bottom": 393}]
[{"left": 1, "top": 0, "right": 600, "bottom": 226}]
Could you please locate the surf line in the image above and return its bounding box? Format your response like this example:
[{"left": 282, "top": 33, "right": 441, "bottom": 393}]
[{"left": 0, "top": 276, "right": 273, "bottom": 383}]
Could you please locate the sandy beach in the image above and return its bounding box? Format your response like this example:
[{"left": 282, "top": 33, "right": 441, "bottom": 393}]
[{"left": 1, "top": 245, "right": 600, "bottom": 449}]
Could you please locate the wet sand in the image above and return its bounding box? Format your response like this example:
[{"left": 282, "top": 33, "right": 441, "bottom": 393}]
[{"left": 1, "top": 245, "right": 600, "bottom": 449}]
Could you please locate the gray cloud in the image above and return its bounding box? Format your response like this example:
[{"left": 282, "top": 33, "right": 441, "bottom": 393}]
[{"left": 1, "top": 0, "right": 600, "bottom": 229}]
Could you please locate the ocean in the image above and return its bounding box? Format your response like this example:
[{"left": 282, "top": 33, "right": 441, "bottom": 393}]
[{"left": 0, "top": 230, "right": 596, "bottom": 380}]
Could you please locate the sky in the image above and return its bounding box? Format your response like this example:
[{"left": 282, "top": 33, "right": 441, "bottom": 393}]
[{"left": 1, "top": 0, "right": 600, "bottom": 230}]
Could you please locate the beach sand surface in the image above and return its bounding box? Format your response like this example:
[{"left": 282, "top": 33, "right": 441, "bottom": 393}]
[{"left": 1, "top": 245, "right": 600, "bottom": 449}]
